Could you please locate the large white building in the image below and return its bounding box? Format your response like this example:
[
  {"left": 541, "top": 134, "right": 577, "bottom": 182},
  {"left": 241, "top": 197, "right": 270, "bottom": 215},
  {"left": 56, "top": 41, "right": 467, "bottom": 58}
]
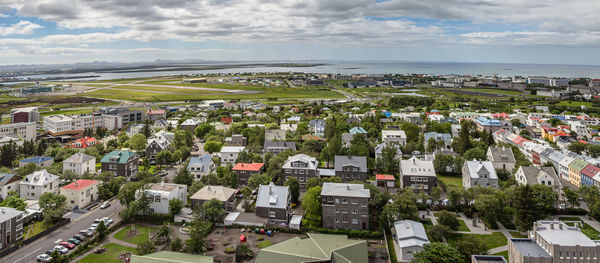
[
  {"left": 43, "top": 114, "right": 122, "bottom": 135},
  {"left": 19, "top": 170, "right": 59, "bottom": 200},
  {"left": 462, "top": 160, "right": 499, "bottom": 189},
  {"left": 60, "top": 179, "right": 100, "bottom": 210},
  {"left": 381, "top": 130, "right": 407, "bottom": 146},
  {"left": 219, "top": 146, "right": 245, "bottom": 165},
  {"left": 140, "top": 182, "right": 187, "bottom": 215},
  {"left": 0, "top": 122, "right": 36, "bottom": 141}
]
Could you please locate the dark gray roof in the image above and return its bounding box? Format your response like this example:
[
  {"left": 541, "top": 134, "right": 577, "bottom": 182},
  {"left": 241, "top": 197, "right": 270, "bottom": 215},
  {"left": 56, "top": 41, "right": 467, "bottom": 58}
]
[
  {"left": 488, "top": 146, "right": 516, "bottom": 163},
  {"left": 334, "top": 155, "right": 367, "bottom": 172},
  {"left": 509, "top": 239, "right": 552, "bottom": 258},
  {"left": 263, "top": 141, "right": 296, "bottom": 151},
  {"left": 519, "top": 166, "right": 557, "bottom": 185}
]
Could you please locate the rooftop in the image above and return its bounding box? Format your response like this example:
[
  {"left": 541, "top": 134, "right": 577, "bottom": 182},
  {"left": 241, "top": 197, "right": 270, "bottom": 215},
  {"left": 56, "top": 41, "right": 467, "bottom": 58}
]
[
  {"left": 321, "top": 182, "right": 370, "bottom": 198},
  {"left": 256, "top": 182, "right": 289, "bottom": 210},
  {"left": 233, "top": 163, "right": 264, "bottom": 171},
  {"left": 101, "top": 150, "right": 138, "bottom": 164},
  {"left": 394, "top": 220, "right": 430, "bottom": 248},
  {"left": 191, "top": 185, "right": 236, "bottom": 202},
  {"left": 20, "top": 156, "right": 53, "bottom": 163},
  {"left": 61, "top": 179, "right": 100, "bottom": 191},
  {"left": 509, "top": 238, "right": 552, "bottom": 258}
]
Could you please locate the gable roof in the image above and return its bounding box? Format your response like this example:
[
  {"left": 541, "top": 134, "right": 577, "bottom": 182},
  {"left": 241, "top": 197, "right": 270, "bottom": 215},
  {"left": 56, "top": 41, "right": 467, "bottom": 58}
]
[
  {"left": 334, "top": 155, "right": 367, "bottom": 172},
  {"left": 20, "top": 169, "right": 58, "bottom": 186},
  {"left": 282, "top": 154, "right": 317, "bottom": 170},
  {"left": 321, "top": 183, "right": 370, "bottom": 198},
  {"left": 264, "top": 141, "right": 296, "bottom": 151},
  {"left": 256, "top": 182, "right": 289, "bottom": 210},
  {"left": 519, "top": 166, "right": 558, "bottom": 185},
  {"left": 349, "top": 126, "right": 367, "bottom": 134},
  {"left": 465, "top": 160, "right": 497, "bottom": 179},
  {"left": 0, "top": 173, "right": 20, "bottom": 186},
  {"left": 400, "top": 156, "right": 436, "bottom": 177},
  {"left": 20, "top": 156, "right": 53, "bottom": 164},
  {"left": 0, "top": 207, "right": 24, "bottom": 223},
  {"left": 64, "top": 153, "right": 95, "bottom": 164},
  {"left": 394, "top": 220, "right": 430, "bottom": 248},
  {"left": 487, "top": 146, "right": 516, "bottom": 163},
  {"left": 191, "top": 185, "right": 236, "bottom": 202}
]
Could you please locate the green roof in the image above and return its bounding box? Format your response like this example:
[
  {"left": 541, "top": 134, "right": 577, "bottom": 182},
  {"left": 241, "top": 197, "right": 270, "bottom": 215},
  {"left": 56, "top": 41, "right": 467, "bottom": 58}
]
[
  {"left": 130, "top": 251, "right": 213, "bottom": 263},
  {"left": 101, "top": 150, "right": 138, "bottom": 164},
  {"left": 254, "top": 233, "right": 367, "bottom": 263},
  {"left": 569, "top": 158, "right": 589, "bottom": 173}
]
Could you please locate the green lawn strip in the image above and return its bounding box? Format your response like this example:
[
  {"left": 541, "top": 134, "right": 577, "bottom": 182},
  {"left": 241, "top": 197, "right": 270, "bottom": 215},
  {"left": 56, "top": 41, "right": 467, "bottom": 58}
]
[
  {"left": 493, "top": 250, "right": 509, "bottom": 261},
  {"left": 384, "top": 229, "right": 398, "bottom": 263},
  {"left": 107, "top": 85, "right": 224, "bottom": 94},
  {"left": 40, "top": 109, "right": 93, "bottom": 117},
  {"left": 114, "top": 224, "right": 157, "bottom": 245},
  {"left": 509, "top": 231, "right": 527, "bottom": 238},
  {"left": 437, "top": 175, "right": 463, "bottom": 190},
  {"left": 257, "top": 240, "right": 272, "bottom": 249},
  {"left": 447, "top": 232, "right": 507, "bottom": 250},
  {"left": 461, "top": 88, "right": 522, "bottom": 95},
  {"left": 23, "top": 221, "right": 49, "bottom": 239},
  {"left": 78, "top": 243, "right": 138, "bottom": 263},
  {"left": 581, "top": 223, "right": 600, "bottom": 239}
]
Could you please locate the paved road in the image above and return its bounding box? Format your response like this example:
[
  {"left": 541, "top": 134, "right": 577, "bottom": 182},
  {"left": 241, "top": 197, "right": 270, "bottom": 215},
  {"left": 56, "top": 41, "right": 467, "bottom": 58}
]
[{"left": 2, "top": 199, "right": 124, "bottom": 263}]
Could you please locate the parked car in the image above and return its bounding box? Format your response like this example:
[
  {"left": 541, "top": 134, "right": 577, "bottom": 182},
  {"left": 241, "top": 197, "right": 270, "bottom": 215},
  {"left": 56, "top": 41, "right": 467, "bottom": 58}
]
[
  {"left": 36, "top": 254, "right": 52, "bottom": 262},
  {"left": 53, "top": 245, "right": 69, "bottom": 254},
  {"left": 93, "top": 218, "right": 102, "bottom": 224},
  {"left": 100, "top": 201, "right": 110, "bottom": 209},
  {"left": 102, "top": 217, "right": 114, "bottom": 226},
  {"left": 73, "top": 234, "right": 86, "bottom": 241},
  {"left": 59, "top": 241, "right": 75, "bottom": 249},
  {"left": 80, "top": 230, "right": 94, "bottom": 237},
  {"left": 67, "top": 238, "right": 80, "bottom": 245}
]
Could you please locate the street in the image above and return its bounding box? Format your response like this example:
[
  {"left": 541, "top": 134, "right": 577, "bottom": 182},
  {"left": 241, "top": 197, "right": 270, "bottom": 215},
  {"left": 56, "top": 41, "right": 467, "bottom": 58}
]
[{"left": 1, "top": 199, "right": 124, "bottom": 263}]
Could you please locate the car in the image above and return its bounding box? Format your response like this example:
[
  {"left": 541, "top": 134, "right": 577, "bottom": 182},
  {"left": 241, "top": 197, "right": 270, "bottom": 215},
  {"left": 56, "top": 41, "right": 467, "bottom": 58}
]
[
  {"left": 93, "top": 218, "right": 102, "bottom": 224},
  {"left": 73, "top": 234, "right": 86, "bottom": 241},
  {"left": 53, "top": 245, "right": 68, "bottom": 254},
  {"left": 100, "top": 201, "right": 111, "bottom": 209},
  {"left": 91, "top": 223, "right": 99, "bottom": 229},
  {"left": 37, "top": 254, "right": 52, "bottom": 262},
  {"left": 80, "top": 230, "right": 94, "bottom": 237},
  {"left": 59, "top": 241, "right": 75, "bottom": 249},
  {"left": 102, "top": 217, "right": 114, "bottom": 225},
  {"left": 67, "top": 238, "right": 80, "bottom": 245}
]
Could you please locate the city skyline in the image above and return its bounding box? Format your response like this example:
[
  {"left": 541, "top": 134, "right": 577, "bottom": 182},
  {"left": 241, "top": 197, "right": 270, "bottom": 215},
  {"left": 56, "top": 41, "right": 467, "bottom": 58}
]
[{"left": 1, "top": 1, "right": 600, "bottom": 65}]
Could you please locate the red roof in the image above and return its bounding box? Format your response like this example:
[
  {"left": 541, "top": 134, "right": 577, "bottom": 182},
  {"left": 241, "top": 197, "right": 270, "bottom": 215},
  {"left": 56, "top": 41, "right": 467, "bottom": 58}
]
[
  {"left": 61, "top": 179, "right": 99, "bottom": 191},
  {"left": 582, "top": 164, "right": 600, "bottom": 178},
  {"left": 233, "top": 163, "right": 264, "bottom": 172},
  {"left": 221, "top": 116, "right": 233, "bottom": 124},
  {"left": 376, "top": 174, "right": 395, "bottom": 181},
  {"left": 71, "top": 136, "right": 97, "bottom": 148}
]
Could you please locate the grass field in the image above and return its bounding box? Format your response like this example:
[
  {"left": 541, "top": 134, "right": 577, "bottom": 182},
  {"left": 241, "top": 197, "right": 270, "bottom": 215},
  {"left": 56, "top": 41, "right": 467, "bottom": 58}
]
[
  {"left": 556, "top": 101, "right": 594, "bottom": 108},
  {"left": 581, "top": 223, "right": 600, "bottom": 239},
  {"left": 493, "top": 250, "right": 509, "bottom": 261},
  {"left": 447, "top": 232, "right": 507, "bottom": 249},
  {"left": 78, "top": 243, "right": 137, "bottom": 263},
  {"left": 462, "top": 88, "right": 522, "bottom": 95},
  {"left": 114, "top": 224, "right": 157, "bottom": 245},
  {"left": 23, "top": 221, "right": 49, "bottom": 239},
  {"left": 509, "top": 231, "right": 527, "bottom": 238},
  {"left": 437, "top": 175, "right": 463, "bottom": 190}
]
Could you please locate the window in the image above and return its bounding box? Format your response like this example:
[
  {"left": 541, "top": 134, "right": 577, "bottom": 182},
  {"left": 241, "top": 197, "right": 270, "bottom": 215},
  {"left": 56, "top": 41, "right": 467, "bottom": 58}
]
[
  {"left": 351, "top": 209, "right": 358, "bottom": 214},
  {"left": 335, "top": 208, "right": 339, "bottom": 213},
  {"left": 341, "top": 199, "right": 347, "bottom": 204},
  {"left": 335, "top": 218, "right": 340, "bottom": 223},
  {"left": 335, "top": 198, "right": 339, "bottom": 203},
  {"left": 269, "top": 211, "right": 276, "bottom": 218},
  {"left": 342, "top": 208, "right": 348, "bottom": 213},
  {"left": 351, "top": 199, "right": 357, "bottom": 204},
  {"left": 285, "top": 169, "right": 291, "bottom": 174},
  {"left": 327, "top": 197, "right": 333, "bottom": 202},
  {"left": 154, "top": 195, "right": 161, "bottom": 202},
  {"left": 352, "top": 219, "right": 358, "bottom": 224}
]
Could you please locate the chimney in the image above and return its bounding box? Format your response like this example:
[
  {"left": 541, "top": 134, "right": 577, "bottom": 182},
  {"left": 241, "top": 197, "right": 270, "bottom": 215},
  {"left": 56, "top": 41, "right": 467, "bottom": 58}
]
[
  {"left": 74, "top": 182, "right": 78, "bottom": 187},
  {"left": 559, "top": 223, "right": 563, "bottom": 230},
  {"left": 347, "top": 185, "right": 351, "bottom": 191},
  {"left": 550, "top": 223, "right": 554, "bottom": 230}
]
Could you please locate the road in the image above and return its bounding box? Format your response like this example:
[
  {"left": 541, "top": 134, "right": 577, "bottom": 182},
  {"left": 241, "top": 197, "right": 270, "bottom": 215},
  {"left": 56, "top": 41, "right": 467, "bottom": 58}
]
[{"left": 2, "top": 199, "right": 124, "bottom": 263}]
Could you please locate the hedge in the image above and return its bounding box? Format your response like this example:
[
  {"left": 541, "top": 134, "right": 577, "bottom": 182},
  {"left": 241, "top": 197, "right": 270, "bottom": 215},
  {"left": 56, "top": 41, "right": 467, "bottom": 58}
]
[{"left": 224, "top": 224, "right": 383, "bottom": 239}]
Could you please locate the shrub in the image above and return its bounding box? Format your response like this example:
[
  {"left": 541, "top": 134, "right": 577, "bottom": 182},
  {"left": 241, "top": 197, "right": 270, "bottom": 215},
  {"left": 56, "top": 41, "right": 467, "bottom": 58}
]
[
  {"left": 257, "top": 240, "right": 272, "bottom": 249},
  {"left": 438, "top": 211, "right": 460, "bottom": 230},
  {"left": 225, "top": 247, "right": 235, "bottom": 254}
]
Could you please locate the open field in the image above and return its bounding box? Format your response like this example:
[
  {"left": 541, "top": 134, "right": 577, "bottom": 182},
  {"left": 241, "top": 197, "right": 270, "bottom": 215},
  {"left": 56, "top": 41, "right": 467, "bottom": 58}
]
[
  {"left": 447, "top": 232, "right": 507, "bottom": 249},
  {"left": 437, "top": 175, "right": 463, "bottom": 190},
  {"left": 462, "top": 88, "right": 523, "bottom": 95},
  {"left": 78, "top": 243, "right": 137, "bottom": 263},
  {"left": 114, "top": 224, "right": 158, "bottom": 245}
]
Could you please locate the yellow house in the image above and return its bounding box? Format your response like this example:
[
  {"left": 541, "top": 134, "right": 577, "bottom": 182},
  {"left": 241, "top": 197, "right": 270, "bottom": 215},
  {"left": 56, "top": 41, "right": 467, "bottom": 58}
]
[{"left": 568, "top": 159, "right": 588, "bottom": 187}]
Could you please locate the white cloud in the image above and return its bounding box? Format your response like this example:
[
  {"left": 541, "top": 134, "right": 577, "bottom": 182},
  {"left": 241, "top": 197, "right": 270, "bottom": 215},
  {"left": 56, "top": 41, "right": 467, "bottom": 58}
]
[{"left": 0, "top": 20, "right": 43, "bottom": 36}]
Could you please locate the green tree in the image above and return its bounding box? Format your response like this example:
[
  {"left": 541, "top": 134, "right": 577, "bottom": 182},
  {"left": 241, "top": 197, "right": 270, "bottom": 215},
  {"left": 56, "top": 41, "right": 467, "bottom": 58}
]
[
  {"left": 129, "top": 134, "right": 147, "bottom": 153},
  {"left": 201, "top": 198, "right": 226, "bottom": 222},
  {"left": 568, "top": 142, "right": 586, "bottom": 154},
  {"left": 169, "top": 199, "right": 184, "bottom": 217},
  {"left": 137, "top": 240, "right": 155, "bottom": 255},
  {"left": 412, "top": 242, "right": 463, "bottom": 263},
  {"left": 305, "top": 177, "right": 323, "bottom": 189},
  {"left": 171, "top": 237, "right": 183, "bottom": 251},
  {"left": 301, "top": 186, "right": 322, "bottom": 227},
  {"left": 203, "top": 141, "right": 223, "bottom": 154},
  {"left": 156, "top": 150, "right": 173, "bottom": 164},
  {"left": 563, "top": 186, "right": 580, "bottom": 208},
  {"left": 455, "top": 239, "right": 488, "bottom": 261},
  {"left": 380, "top": 145, "right": 399, "bottom": 174},
  {"left": 463, "top": 147, "right": 487, "bottom": 161},
  {"left": 195, "top": 124, "right": 213, "bottom": 138},
  {"left": 473, "top": 193, "right": 501, "bottom": 228},
  {"left": 348, "top": 133, "right": 370, "bottom": 156},
  {"left": 118, "top": 182, "right": 142, "bottom": 206},
  {"left": 173, "top": 167, "right": 193, "bottom": 186},
  {"left": 96, "top": 221, "right": 108, "bottom": 241},
  {"left": 426, "top": 225, "right": 451, "bottom": 242},
  {"left": 157, "top": 222, "right": 173, "bottom": 243},
  {"left": 284, "top": 177, "right": 300, "bottom": 204},
  {"left": 185, "top": 212, "right": 207, "bottom": 254},
  {"left": 248, "top": 173, "right": 272, "bottom": 188},
  {"left": 382, "top": 190, "right": 419, "bottom": 225},
  {"left": 39, "top": 192, "right": 67, "bottom": 224},
  {"left": 0, "top": 192, "right": 26, "bottom": 210},
  {"left": 437, "top": 210, "right": 459, "bottom": 230}
]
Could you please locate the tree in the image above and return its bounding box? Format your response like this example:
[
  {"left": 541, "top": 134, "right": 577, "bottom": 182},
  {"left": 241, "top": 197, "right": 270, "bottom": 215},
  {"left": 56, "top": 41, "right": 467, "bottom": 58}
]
[
  {"left": 169, "top": 199, "right": 184, "bottom": 217},
  {"left": 195, "top": 124, "right": 214, "bottom": 138},
  {"left": 203, "top": 141, "right": 223, "bottom": 154},
  {"left": 412, "top": 242, "right": 463, "bottom": 263},
  {"left": 137, "top": 240, "right": 155, "bottom": 255},
  {"left": 248, "top": 173, "right": 272, "bottom": 188},
  {"left": 563, "top": 186, "right": 580, "bottom": 208},
  {"left": 305, "top": 177, "right": 322, "bottom": 189},
  {"left": 96, "top": 221, "right": 108, "bottom": 241},
  {"left": 157, "top": 222, "right": 173, "bottom": 243},
  {"left": 568, "top": 142, "right": 586, "bottom": 154},
  {"left": 118, "top": 182, "right": 142, "bottom": 206},
  {"left": 463, "top": 147, "right": 486, "bottom": 161},
  {"left": 171, "top": 237, "right": 183, "bottom": 251},
  {"left": 513, "top": 185, "right": 543, "bottom": 231},
  {"left": 284, "top": 177, "right": 300, "bottom": 204},
  {"left": 129, "top": 134, "right": 147, "bottom": 153},
  {"left": 173, "top": 167, "right": 193, "bottom": 186},
  {"left": 242, "top": 200, "right": 253, "bottom": 212},
  {"left": 348, "top": 133, "right": 370, "bottom": 156},
  {"left": 201, "top": 198, "right": 226, "bottom": 222},
  {"left": 0, "top": 192, "right": 26, "bottom": 211},
  {"left": 156, "top": 150, "right": 173, "bottom": 164},
  {"left": 185, "top": 211, "right": 207, "bottom": 254},
  {"left": 426, "top": 225, "right": 451, "bottom": 242},
  {"left": 380, "top": 145, "right": 399, "bottom": 174},
  {"left": 437, "top": 210, "right": 459, "bottom": 230},
  {"left": 430, "top": 186, "right": 442, "bottom": 201},
  {"left": 301, "top": 186, "right": 322, "bottom": 227},
  {"left": 39, "top": 192, "right": 67, "bottom": 224},
  {"left": 455, "top": 239, "right": 488, "bottom": 261},
  {"left": 473, "top": 193, "right": 501, "bottom": 228},
  {"left": 382, "top": 190, "right": 419, "bottom": 225}
]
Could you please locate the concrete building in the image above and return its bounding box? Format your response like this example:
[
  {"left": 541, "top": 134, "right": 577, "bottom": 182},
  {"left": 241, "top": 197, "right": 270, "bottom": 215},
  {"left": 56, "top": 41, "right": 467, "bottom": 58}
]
[
  {"left": 232, "top": 163, "right": 264, "bottom": 186},
  {"left": 19, "top": 170, "right": 59, "bottom": 200},
  {"left": 60, "top": 179, "right": 100, "bottom": 210},
  {"left": 0, "top": 207, "right": 24, "bottom": 250},
  {"left": 100, "top": 150, "right": 139, "bottom": 178},
  {"left": 334, "top": 155, "right": 368, "bottom": 182},
  {"left": 487, "top": 146, "right": 516, "bottom": 172},
  {"left": 190, "top": 185, "right": 236, "bottom": 211},
  {"left": 63, "top": 153, "right": 96, "bottom": 176},
  {"left": 145, "top": 109, "right": 166, "bottom": 121},
  {"left": 43, "top": 114, "right": 123, "bottom": 136},
  {"left": 256, "top": 182, "right": 291, "bottom": 224},
  {"left": 282, "top": 154, "right": 318, "bottom": 188},
  {"left": 98, "top": 107, "right": 143, "bottom": 125},
  {"left": 19, "top": 156, "right": 53, "bottom": 168},
  {"left": 393, "top": 220, "right": 430, "bottom": 262},
  {"left": 321, "top": 183, "right": 370, "bottom": 230},
  {"left": 400, "top": 156, "right": 437, "bottom": 193},
  {"left": 263, "top": 141, "right": 296, "bottom": 154},
  {"left": 569, "top": 158, "right": 589, "bottom": 187},
  {"left": 142, "top": 183, "right": 187, "bottom": 215},
  {"left": 462, "top": 160, "right": 499, "bottom": 189},
  {"left": 145, "top": 135, "right": 171, "bottom": 164},
  {"left": 382, "top": 130, "right": 407, "bottom": 146},
  {"left": 0, "top": 119, "right": 36, "bottom": 141},
  {"left": 218, "top": 146, "right": 245, "bottom": 165},
  {"left": 472, "top": 255, "right": 507, "bottom": 263},
  {"left": 10, "top": 107, "right": 39, "bottom": 124},
  {"left": 187, "top": 154, "right": 216, "bottom": 180},
  {"left": 424, "top": 132, "right": 452, "bottom": 151}
]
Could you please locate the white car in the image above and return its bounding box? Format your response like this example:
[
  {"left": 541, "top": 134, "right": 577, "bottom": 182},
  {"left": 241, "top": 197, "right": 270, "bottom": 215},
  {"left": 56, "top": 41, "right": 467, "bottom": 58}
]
[
  {"left": 102, "top": 217, "right": 114, "bottom": 225},
  {"left": 100, "top": 201, "right": 110, "bottom": 209},
  {"left": 54, "top": 245, "right": 68, "bottom": 254},
  {"left": 37, "top": 254, "right": 52, "bottom": 262}
]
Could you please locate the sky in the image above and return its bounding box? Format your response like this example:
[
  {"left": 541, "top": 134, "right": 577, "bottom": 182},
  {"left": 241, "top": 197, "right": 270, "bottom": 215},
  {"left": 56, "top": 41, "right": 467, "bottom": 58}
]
[{"left": 1, "top": 0, "right": 600, "bottom": 65}]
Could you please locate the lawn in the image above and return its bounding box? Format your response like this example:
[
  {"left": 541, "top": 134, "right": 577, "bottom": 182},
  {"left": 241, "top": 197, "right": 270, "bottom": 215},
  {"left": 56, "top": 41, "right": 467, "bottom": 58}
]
[
  {"left": 581, "top": 223, "right": 600, "bottom": 240},
  {"left": 509, "top": 231, "right": 527, "bottom": 238},
  {"left": 559, "top": 216, "right": 582, "bottom": 221},
  {"left": 493, "top": 250, "right": 509, "bottom": 261},
  {"left": 257, "top": 240, "right": 272, "bottom": 249},
  {"left": 78, "top": 243, "right": 137, "bottom": 263},
  {"left": 556, "top": 101, "right": 594, "bottom": 108},
  {"left": 114, "top": 224, "right": 158, "bottom": 245},
  {"left": 437, "top": 175, "right": 463, "bottom": 190},
  {"left": 40, "top": 108, "right": 93, "bottom": 117},
  {"left": 432, "top": 212, "right": 470, "bottom": 232},
  {"left": 447, "top": 232, "right": 507, "bottom": 249},
  {"left": 462, "top": 88, "right": 522, "bottom": 95},
  {"left": 23, "top": 221, "right": 49, "bottom": 239}
]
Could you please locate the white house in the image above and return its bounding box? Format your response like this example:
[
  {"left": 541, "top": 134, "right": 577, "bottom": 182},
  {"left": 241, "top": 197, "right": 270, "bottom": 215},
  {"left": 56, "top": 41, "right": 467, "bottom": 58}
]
[
  {"left": 60, "top": 179, "right": 100, "bottom": 210},
  {"left": 515, "top": 166, "right": 558, "bottom": 188},
  {"left": 187, "top": 154, "right": 216, "bottom": 180},
  {"left": 0, "top": 173, "right": 21, "bottom": 200},
  {"left": 219, "top": 146, "right": 245, "bottom": 165},
  {"left": 63, "top": 153, "right": 96, "bottom": 176},
  {"left": 19, "top": 170, "right": 59, "bottom": 200},
  {"left": 462, "top": 160, "right": 499, "bottom": 189},
  {"left": 140, "top": 182, "right": 187, "bottom": 214},
  {"left": 381, "top": 130, "right": 407, "bottom": 146},
  {"left": 393, "top": 220, "right": 430, "bottom": 262}
]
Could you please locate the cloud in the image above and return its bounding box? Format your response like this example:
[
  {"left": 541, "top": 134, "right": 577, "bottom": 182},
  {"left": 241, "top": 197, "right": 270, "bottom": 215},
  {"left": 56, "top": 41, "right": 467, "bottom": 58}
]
[{"left": 0, "top": 20, "right": 43, "bottom": 36}]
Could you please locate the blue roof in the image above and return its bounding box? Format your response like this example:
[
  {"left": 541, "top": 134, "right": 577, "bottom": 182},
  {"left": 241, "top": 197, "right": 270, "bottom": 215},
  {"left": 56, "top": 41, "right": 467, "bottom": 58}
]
[
  {"left": 476, "top": 116, "right": 501, "bottom": 126},
  {"left": 349, "top": 127, "right": 367, "bottom": 134},
  {"left": 187, "top": 154, "right": 213, "bottom": 173},
  {"left": 20, "top": 156, "right": 53, "bottom": 163},
  {"left": 382, "top": 111, "right": 392, "bottom": 117},
  {"left": 552, "top": 116, "right": 566, "bottom": 121},
  {"left": 0, "top": 173, "right": 17, "bottom": 186}
]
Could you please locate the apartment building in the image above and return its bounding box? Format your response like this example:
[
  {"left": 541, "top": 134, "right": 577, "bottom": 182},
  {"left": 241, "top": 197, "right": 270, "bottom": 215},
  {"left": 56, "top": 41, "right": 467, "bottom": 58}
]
[
  {"left": 0, "top": 122, "right": 36, "bottom": 141},
  {"left": 232, "top": 162, "right": 264, "bottom": 186},
  {"left": 334, "top": 155, "right": 368, "bottom": 182},
  {"left": 381, "top": 130, "right": 407, "bottom": 146},
  {"left": 256, "top": 182, "right": 291, "bottom": 224},
  {"left": 282, "top": 154, "right": 318, "bottom": 188},
  {"left": 141, "top": 182, "right": 187, "bottom": 215},
  {"left": 43, "top": 114, "right": 123, "bottom": 136},
  {"left": 399, "top": 156, "right": 437, "bottom": 193},
  {"left": 98, "top": 107, "right": 143, "bottom": 125},
  {"left": 101, "top": 150, "right": 139, "bottom": 178},
  {"left": 60, "top": 179, "right": 100, "bottom": 210},
  {"left": 0, "top": 207, "right": 24, "bottom": 250},
  {"left": 63, "top": 153, "right": 96, "bottom": 176},
  {"left": 321, "top": 183, "right": 370, "bottom": 230},
  {"left": 10, "top": 107, "right": 39, "bottom": 123}
]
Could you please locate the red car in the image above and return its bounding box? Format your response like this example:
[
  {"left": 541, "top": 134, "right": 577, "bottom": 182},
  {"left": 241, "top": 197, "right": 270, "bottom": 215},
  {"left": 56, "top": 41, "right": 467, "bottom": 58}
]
[{"left": 59, "top": 241, "right": 75, "bottom": 249}]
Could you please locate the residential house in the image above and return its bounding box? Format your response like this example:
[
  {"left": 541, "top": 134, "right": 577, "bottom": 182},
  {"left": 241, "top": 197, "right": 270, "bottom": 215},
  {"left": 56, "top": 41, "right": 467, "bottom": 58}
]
[
  {"left": 0, "top": 207, "right": 24, "bottom": 249},
  {"left": 568, "top": 158, "right": 589, "bottom": 187},
  {"left": 100, "top": 150, "right": 139, "bottom": 178},
  {"left": 153, "top": 119, "right": 170, "bottom": 130},
  {"left": 256, "top": 182, "right": 291, "bottom": 224},
  {"left": 265, "top": 129, "right": 286, "bottom": 141},
  {"left": 70, "top": 136, "right": 97, "bottom": 149},
  {"left": 515, "top": 166, "right": 558, "bottom": 188},
  {"left": 282, "top": 154, "right": 318, "bottom": 188},
  {"left": 218, "top": 146, "right": 245, "bottom": 165},
  {"left": 334, "top": 155, "right": 368, "bottom": 182},
  {"left": 341, "top": 132, "right": 354, "bottom": 148},
  {"left": 581, "top": 164, "right": 600, "bottom": 187},
  {"left": 146, "top": 135, "right": 171, "bottom": 164},
  {"left": 179, "top": 118, "right": 200, "bottom": 132},
  {"left": 60, "top": 179, "right": 100, "bottom": 210},
  {"left": 190, "top": 185, "right": 236, "bottom": 211},
  {"left": 558, "top": 156, "right": 575, "bottom": 180},
  {"left": 19, "top": 170, "right": 59, "bottom": 200},
  {"left": 146, "top": 109, "right": 166, "bottom": 121},
  {"left": 308, "top": 119, "right": 326, "bottom": 135},
  {"left": 187, "top": 154, "right": 216, "bottom": 180},
  {"left": 423, "top": 132, "right": 452, "bottom": 151},
  {"left": 487, "top": 146, "right": 516, "bottom": 172},
  {"left": 126, "top": 123, "right": 152, "bottom": 137},
  {"left": 451, "top": 124, "right": 462, "bottom": 138},
  {"left": 232, "top": 163, "right": 264, "bottom": 186},
  {"left": 254, "top": 233, "right": 367, "bottom": 263},
  {"left": 399, "top": 156, "right": 437, "bottom": 193},
  {"left": 393, "top": 220, "right": 430, "bottom": 262},
  {"left": 321, "top": 183, "right": 370, "bottom": 230},
  {"left": 0, "top": 174, "right": 21, "bottom": 200},
  {"left": 475, "top": 117, "right": 511, "bottom": 133},
  {"left": 141, "top": 182, "right": 188, "bottom": 214},
  {"left": 349, "top": 126, "right": 367, "bottom": 134},
  {"left": 263, "top": 141, "right": 296, "bottom": 154},
  {"left": 375, "top": 142, "right": 402, "bottom": 164},
  {"left": 382, "top": 130, "right": 407, "bottom": 146},
  {"left": 18, "top": 156, "right": 53, "bottom": 168},
  {"left": 225, "top": 134, "right": 247, "bottom": 146},
  {"left": 63, "top": 153, "right": 96, "bottom": 176},
  {"left": 376, "top": 174, "right": 396, "bottom": 188},
  {"left": 462, "top": 160, "right": 499, "bottom": 189}
]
